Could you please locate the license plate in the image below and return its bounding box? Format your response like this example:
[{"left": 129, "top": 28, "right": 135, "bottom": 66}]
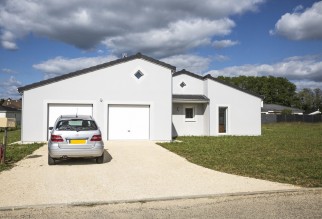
[{"left": 70, "top": 139, "right": 86, "bottom": 144}]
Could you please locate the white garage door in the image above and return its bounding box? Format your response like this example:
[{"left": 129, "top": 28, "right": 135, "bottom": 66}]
[
  {"left": 108, "top": 105, "right": 150, "bottom": 140},
  {"left": 48, "top": 104, "right": 93, "bottom": 138}
]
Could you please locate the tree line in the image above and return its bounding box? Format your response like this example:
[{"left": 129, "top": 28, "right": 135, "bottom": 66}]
[{"left": 217, "top": 76, "right": 322, "bottom": 112}]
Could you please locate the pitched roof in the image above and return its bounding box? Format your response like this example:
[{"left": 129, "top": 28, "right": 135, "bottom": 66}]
[
  {"left": 18, "top": 53, "right": 176, "bottom": 93},
  {"left": 262, "top": 104, "right": 304, "bottom": 113},
  {"left": 173, "top": 69, "right": 262, "bottom": 99},
  {"left": 0, "top": 105, "right": 21, "bottom": 112},
  {"left": 2, "top": 98, "right": 22, "bottom": 110}
]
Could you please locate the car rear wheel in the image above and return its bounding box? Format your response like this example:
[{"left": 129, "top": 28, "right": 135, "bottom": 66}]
[
  {"left": 48, "top": 154, "right": 55, "bottom": 165},
  {"left": 96, "top": 153, "right": 104, "bottom": 164}
]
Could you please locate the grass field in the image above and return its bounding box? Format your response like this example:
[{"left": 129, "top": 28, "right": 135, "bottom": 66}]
[
  {"left": 0, "top": 129, "right": 21, "bottom": 144},
  {"left": 159, "top": 123, "right": 322, "bottom": 187},
  {"left": 0, "top": 129, "right": 44, "bottom": 172}
]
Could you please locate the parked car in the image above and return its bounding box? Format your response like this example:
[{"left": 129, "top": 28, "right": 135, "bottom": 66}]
[{"left": 48, "top": 115, "right": 104, "bottom": 165}]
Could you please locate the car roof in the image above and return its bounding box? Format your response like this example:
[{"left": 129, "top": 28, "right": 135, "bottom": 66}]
[{"left": 58, "top": 115, "right": 93, "bottom": 120}]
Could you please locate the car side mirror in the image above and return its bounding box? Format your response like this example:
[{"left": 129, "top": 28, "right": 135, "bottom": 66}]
[{"left": 49, "top": 127, "right": 53, "bottom": 130}]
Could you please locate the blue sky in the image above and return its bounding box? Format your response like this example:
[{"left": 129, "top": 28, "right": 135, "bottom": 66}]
[{"left": 1, "top": 0, "right": 322, "bottom": 99}]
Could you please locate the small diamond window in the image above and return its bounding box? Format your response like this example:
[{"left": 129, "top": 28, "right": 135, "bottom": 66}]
[
  {"left": 180, "top": 82, "right": 186, "bottom": 88},
  {"left": 134, "top": 70, "right": 144, "bottom": 79}
]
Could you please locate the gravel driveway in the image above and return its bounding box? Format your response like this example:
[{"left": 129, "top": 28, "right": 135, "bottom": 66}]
[{"left": 0, "top": 141, "right": 299, "bottom": 209}]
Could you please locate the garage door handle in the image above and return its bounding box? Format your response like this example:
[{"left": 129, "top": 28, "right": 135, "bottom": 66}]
[{"left": 128, "top": 130, "right": 130, "bottom": 132}]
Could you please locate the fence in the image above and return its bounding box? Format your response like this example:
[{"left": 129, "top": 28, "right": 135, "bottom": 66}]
[{"left": 262, "top": 114, "right": 322, "bottom": 124}]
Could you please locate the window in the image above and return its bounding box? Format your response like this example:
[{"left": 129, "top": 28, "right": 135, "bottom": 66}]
[
  {"left": 134, "top": 70, "right": 144, "bottom": 79},
  {"left": 218, "top": 107, "right": 228, "bottom": 133},
  {"left": 56, "top": 119, "right": 98, "bottom": 131},
  {"left": 185, "top": 107, "right": 195, "bottom": 121},
  {"left": 180, "top": 82, "right": 186, "bottom": 88}
]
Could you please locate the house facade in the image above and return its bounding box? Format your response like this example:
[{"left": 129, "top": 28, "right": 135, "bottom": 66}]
[
  {"left": 172, "top": 70, "right": 261, "bottom": 137},
  {"left": 18, "top": 53, "right": 262, "bottom": 142}
]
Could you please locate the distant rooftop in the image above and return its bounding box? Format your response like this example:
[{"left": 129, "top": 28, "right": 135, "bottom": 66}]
[{"left": 262, "top": 104, "right": 304, "bottom": 114}]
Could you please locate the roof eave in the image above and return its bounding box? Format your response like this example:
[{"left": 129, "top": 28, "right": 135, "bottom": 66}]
[
  {"left": 18, "top": 53, "right": 176, "bottom": 93},
  {"left": 173, "top": 99, "right": 209, "bottom": 103}
]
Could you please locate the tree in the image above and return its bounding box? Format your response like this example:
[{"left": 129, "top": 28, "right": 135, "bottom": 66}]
[
  {"left": 281, "top": 109, "right": 292, "bottom": 115},
  {"left": 296, "top": 88, "right": 315, "bottom": 111},
  {"left": 313, "top": 88, "right": 322, "bottom": 110}
]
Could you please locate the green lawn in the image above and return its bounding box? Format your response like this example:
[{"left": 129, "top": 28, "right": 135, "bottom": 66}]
[
  {"left": 0, "top": 129, "right": 21, "bottom": 144},
  {"left": 159, "top": 123, "right": 322, "bottom": 187},
  {"left": 0, "top": 129, "right": 44, "bottom": 172}
]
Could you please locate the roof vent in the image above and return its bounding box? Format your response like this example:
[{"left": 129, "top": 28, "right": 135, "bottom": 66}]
[
  {"left": 134, "top": 70, "right": 144, "bottom": 79},
  {"left": 180, "top": 82, "right": 186, "bottom": 88}
]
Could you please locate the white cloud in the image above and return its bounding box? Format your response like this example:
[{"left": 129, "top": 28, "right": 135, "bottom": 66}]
[
  {"left": 0, "top": 0, "right": 264, "bottom": 56},
  {"left": 271, "top": 1, "right": 322, "bottom": 40},
  {"left": 0, "top": 76, "right": 22, "bottom": 98},
  {"left": 293, "top": 5, "right": 304, "bottom": 13},
  {"left": 104, "top": 18, "right": 235, "bottom": 57},
  {"left": 0, "top": 31, "right": 18, "bottom": 50},
  {"left": 212, "top": 39, "right": 239, "bottom": 48},
  {"left": 33, "top": 55, "right": 117, "bottom": 79},
  {"left": 161, "top": 54, "right": 212, "bottom": 73},
  {"left": 206, "top": 55, "right": 322, "bottom": 90},
  {"left": 292, "top": 80, "right": 322, "bottom": 91},
  {"left": 1, "top": 68, "right": 17, "bottom": 74},
  {"left": 214, "top": 54, "right": 230, "bottom": 62},
  {"left": 1, "top": 40, "right": 18, "bottom": 50}
]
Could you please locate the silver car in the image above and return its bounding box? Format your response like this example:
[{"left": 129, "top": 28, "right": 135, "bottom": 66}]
[{"left": 48, "top": 115, "right": 104, "bottom": 165}]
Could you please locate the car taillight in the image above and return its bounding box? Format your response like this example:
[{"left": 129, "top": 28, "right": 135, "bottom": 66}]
[
  {"left": 51, "top": 134, "right": 64, "bottom": 142},
  {"left": 90, "top": 135, "right": 102, "bottom": 141}
]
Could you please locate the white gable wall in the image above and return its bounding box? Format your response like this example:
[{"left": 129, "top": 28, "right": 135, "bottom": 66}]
[
  {"left": 173, "top": 74, "right": 204, "bottom": 95},
  {"left": 206, "top": 79, "right": 261, "bottom": 136},
  {"left": 21, "top": 59, "right": 172, "bottom": 142}
]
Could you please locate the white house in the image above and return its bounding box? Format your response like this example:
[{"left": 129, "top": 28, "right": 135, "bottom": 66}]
[{"left": 18, "top": 53, "right": 262, "bottom": 142}]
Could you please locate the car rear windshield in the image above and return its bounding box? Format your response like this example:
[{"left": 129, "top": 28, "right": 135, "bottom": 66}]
[{"left": 55, "top": 119, "right": 98, "bottom": 131}]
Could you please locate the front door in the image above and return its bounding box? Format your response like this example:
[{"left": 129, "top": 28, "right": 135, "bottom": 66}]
[{"left": 218, "top": 107, "right": 228, "bottom": 133}]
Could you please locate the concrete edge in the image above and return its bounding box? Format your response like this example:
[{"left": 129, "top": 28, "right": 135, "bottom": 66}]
[{"left": 1, "top": 188, "right": 321, "bottom": 212}]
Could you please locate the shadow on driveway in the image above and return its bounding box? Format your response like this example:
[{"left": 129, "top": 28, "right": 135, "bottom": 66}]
[{"left": 53, "top": 150, "right": 112, "bottom": 165}]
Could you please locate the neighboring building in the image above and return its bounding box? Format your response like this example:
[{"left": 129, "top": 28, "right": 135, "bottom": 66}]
[
  {"left": 307, "top": 110, "right": 321, "bottom": 115},
  {"left": 18, "top": 53, "right": 262, "bottom": 142},
  {"left": 0, "top": 105, "right": 21, "bottom": 125},
  {"left": 261, "top": 104, "right": 304, "bottom": 115},
  {"left": 2, "top": 98, "right": 22, "bottom": 110}
]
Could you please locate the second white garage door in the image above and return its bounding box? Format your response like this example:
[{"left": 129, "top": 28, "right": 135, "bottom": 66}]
[{"left": 108, "top": 105, "right": 150, "bottom": 140}]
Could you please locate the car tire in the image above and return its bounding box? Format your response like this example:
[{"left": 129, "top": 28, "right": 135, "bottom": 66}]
[
  {"left": 96, "top": 153, "right": 104, "bottom": 164},
  {"left": 48, "top": 154, "right": 55, "bottom": 165}
]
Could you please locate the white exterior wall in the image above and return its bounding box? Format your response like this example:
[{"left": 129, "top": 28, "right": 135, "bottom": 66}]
[
  {"left": 206, "top": 79, "right": 261, "bottom": 136},
  {"left": 21, "top": 59, "right": 172, "bottom": 142},
  {"left": 173, "top": 74, "right": 204, "bottom": 94},
  {"left": 172, "top": 103, "right": 208, "bottom": 136},
  {"left": 172, "top": 73, "right": 261, "bottom": 136},
  {"left": 172, "top": 75, "right": 208, "bottom": 136}
]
